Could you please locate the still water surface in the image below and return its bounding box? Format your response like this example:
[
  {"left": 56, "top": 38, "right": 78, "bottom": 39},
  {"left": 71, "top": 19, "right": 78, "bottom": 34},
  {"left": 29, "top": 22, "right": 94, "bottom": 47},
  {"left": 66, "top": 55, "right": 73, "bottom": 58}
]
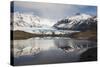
[{"left": 12, "top": 37, "right": 96, "bottom": 65}]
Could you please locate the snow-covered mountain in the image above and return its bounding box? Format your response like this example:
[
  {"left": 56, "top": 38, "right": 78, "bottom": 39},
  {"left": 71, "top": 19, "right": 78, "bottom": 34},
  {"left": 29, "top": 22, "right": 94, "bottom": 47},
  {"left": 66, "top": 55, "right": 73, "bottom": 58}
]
[
  {"left": 11, "top": 12, "right": 96, "bottom": 35},
  {"left": 11, "top": 12, "right": 57, "bottom": 34},
  {"left": 11, "top": 12, "right": 52, "bottom": 30},
  {"left": 53, "top": 13, "right": 97, "bottom": 31}
]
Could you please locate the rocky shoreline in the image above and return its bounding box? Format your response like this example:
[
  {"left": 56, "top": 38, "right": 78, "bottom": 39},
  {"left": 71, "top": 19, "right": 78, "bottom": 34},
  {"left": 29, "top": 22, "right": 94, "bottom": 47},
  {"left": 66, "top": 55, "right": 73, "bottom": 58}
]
[{"left": 69, "top": 31, "right": 97, "bottom": 41}]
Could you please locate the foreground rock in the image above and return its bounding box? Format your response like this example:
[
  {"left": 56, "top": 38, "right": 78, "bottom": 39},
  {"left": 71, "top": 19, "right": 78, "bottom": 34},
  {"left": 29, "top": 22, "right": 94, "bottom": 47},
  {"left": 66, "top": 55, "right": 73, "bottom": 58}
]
[{"left": 80, "top": 47, "right": 97, "bottom": 61}]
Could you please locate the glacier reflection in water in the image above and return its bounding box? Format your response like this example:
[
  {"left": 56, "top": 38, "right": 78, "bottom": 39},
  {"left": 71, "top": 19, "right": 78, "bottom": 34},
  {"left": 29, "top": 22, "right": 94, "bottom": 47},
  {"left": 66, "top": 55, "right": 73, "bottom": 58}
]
[{"left": 12, "top": 37, "right": 96, "bottom": 65}]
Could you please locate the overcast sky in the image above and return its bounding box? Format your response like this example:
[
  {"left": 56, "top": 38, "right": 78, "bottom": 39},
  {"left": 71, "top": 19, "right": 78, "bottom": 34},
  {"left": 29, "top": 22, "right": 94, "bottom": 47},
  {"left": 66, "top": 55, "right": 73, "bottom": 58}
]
[{"left": 11, "top": 1, "right": 97, "bottom": 21}]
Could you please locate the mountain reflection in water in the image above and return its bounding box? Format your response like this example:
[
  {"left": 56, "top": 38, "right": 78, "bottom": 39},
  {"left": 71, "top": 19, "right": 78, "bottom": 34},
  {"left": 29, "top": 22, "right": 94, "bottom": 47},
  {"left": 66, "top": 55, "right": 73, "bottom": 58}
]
[{"left": 12, "top": 37, "right": 96, "bottom": 66}]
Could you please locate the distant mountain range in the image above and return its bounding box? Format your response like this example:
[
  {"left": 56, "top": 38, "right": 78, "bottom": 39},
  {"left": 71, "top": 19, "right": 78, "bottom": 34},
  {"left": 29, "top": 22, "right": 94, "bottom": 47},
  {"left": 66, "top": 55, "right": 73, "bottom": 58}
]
[
  {"left": 11, "top": 12, "right": 97, "bottom": 40},
  {"left": 53, "top": 13, "right": 97, "bottom": 31},
  {"left": 11, "top": 12, "right": 97, "bottom": 31},
  {"left": 11, "top": 12, "right": 97, "bottom": 38}
]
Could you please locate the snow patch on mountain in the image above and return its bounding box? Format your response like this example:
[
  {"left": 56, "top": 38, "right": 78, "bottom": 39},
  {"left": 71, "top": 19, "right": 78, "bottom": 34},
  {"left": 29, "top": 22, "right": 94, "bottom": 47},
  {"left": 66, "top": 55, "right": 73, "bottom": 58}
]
[
  {"left": 67, "top": 14, "right": 92, "bottom": 20},
  {"left": 11, "top": 12, "right": 55, "bottom": 29},
  {"left": 53, "top": 13, "right": 97, "bottom": 31}
]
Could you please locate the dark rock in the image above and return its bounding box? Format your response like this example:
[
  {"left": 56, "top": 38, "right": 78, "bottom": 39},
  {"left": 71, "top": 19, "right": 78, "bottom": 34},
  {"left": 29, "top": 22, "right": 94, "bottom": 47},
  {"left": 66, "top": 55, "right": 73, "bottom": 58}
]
[
  {"left": 80, "top": 47, "right": 97, "bottom": 61},
  {"left": 60, "top": 46, "right": 72, "bottom": 50}
]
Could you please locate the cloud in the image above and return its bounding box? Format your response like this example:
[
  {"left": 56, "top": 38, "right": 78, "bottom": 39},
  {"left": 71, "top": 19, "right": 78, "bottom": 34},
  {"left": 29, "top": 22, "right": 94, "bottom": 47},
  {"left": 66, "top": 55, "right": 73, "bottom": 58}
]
[{"left": 13, "top": 1, "right": 97, "bottom": 21}]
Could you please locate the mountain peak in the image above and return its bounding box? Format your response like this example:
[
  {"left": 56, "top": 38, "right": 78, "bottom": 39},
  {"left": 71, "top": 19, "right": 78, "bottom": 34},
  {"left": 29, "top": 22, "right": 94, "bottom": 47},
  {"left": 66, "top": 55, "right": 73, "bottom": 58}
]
[
  {"left": 66, "top": 13, "right": 92, "bottom": 20},
  {"left": 54, "top": 13, "right": 97, "bottom": 31}
]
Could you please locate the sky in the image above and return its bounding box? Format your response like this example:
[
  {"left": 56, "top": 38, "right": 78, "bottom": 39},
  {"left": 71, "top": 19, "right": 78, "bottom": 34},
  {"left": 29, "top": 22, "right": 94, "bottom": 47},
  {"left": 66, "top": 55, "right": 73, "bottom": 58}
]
[{"left": 11, "top": 1, "right": 97, "bottom": 25}]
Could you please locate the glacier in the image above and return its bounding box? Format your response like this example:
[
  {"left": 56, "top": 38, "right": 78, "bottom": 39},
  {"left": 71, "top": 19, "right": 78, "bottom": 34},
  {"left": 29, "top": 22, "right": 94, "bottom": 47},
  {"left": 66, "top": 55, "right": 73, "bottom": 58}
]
[{"left": 11, "top": 12, "right": 80, "bottom": 35}]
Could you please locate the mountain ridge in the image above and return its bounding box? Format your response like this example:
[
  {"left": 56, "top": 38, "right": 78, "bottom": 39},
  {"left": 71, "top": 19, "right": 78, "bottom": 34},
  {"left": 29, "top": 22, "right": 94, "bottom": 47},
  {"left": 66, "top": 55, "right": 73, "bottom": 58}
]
[
  {"left": 11, "top": 12, "right": 52, "bottom": 29},
  {"left": 53, "top": 13, "right": 97, "bottom": 31}
]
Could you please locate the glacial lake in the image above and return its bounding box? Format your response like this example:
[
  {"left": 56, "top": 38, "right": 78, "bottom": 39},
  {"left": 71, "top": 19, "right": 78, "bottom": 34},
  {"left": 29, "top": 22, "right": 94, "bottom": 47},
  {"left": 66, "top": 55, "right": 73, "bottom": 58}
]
[{"left": 12, "top": 37, "right": 97, "bottom": 66}]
